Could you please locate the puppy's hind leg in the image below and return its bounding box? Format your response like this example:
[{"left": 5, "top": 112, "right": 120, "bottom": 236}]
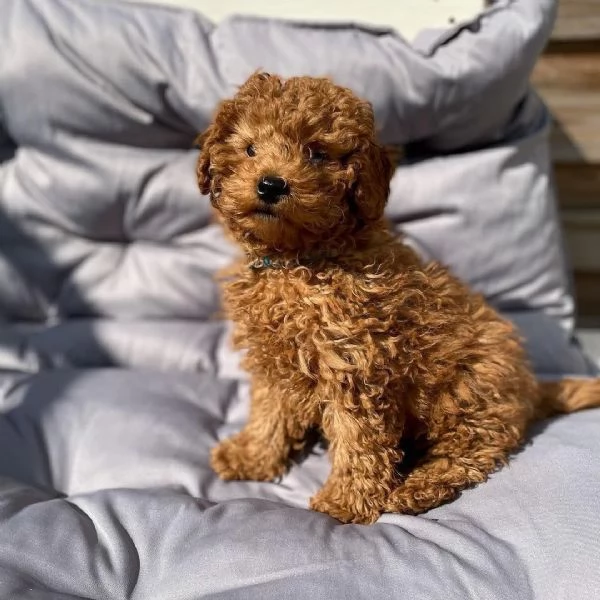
[{"left": 384, "top": 418, "right": 524, "bottom": 515}]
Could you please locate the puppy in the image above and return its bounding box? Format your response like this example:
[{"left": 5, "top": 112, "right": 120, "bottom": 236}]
[{"left": 196, "top": 73, "right": 600, "bottom": 524}]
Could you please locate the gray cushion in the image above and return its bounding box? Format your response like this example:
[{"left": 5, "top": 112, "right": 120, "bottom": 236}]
[
  {"left": 0, "top": 0, "right": 575, "bottom": 336},
  {"left": 0, "top": 368, "right": 599, "bottom": 599},
  {"left": 1, "top": 0, "right": 599, "bottom": 598}
]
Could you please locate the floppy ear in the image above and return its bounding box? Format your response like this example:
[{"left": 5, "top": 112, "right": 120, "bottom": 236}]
[
  {"left": 196, "top": 72, "right": 282, "bottom": 197},
  {"left": 347, "top": 141, "right": 397, "bottom": 225},
  {"left": 195, "top": 97, "right": 236, "bottom": 197},
  {"left": 194, "top": 130, "right": 212, "bottom": 196}
]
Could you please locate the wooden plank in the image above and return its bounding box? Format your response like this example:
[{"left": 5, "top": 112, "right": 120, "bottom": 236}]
[
  {"left": 574, "top": 271, "right": 600, "bottom": 316},
  {"left": 533, "top": 52, "right": 600, "bottom": 163},
  {"left": 552, "top": 0, "right": 600, "bottom": 42},
  {"left": 555, "top": 164, "right": 600, "bottom": 209},
  {"left": 542, "top": 1, "right": 599, "bottom": 317}
]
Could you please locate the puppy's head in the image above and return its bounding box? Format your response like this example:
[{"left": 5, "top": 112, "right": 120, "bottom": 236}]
[{"left": 196, "top": 73, "right": 394, "bottom": 255}]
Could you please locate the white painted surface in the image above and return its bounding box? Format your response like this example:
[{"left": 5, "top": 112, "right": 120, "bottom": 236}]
[{"left": 108, "top": 0, "right": 485, "bottom": 41}]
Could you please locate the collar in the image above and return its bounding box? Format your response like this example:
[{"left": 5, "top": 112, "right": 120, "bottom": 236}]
[
  {"left": 249, "top": 256, "right": 283, "bottom": 270},
  {"left": 247, "top": 254, "right": 332, "bottom": 270}
]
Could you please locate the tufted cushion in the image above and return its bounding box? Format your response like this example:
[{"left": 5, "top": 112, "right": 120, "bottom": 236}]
[
  {"left": 1, "top": 0, "right": 599, "bottom": 598},
  {"left": 0, "top": 0, "right": 574, "bottom": 334},
  {"left": 0, "top": 0, "right": 588, "bottom": 376}
]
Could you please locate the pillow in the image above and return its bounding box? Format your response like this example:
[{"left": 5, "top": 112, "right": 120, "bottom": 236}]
[{"left": 0, "top": 0, "right": 587, "bottom": 375}]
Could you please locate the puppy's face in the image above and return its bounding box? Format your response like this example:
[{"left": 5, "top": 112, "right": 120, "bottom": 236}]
[{"left": 197, "top": 74, "right": 393, "bottom": 254}]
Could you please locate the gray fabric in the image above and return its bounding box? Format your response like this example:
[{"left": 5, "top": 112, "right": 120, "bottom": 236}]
[
  {"left": 1, "top": 0, "right": 599, "bottom": 598},
  {"left": 1, "top": 370, "right": 600, "bottom": 599},
  {"left": 0, "top": 0, "right": 574, "bottom": 332},
  {"left": 579, "top": 330, "right": 600, "bottom": 370}
]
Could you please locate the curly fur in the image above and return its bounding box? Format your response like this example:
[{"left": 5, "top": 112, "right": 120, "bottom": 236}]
[{"left": 197, "top": 73, "right": 600, "bottom": 524}]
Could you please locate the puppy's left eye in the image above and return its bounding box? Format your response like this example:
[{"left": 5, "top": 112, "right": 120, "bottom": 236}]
[
  {"left": 305, "top": 145, "right": 328, "bottom": 164},
  {"left": 246, "top": 144, "right": 256, "bottom": 157}
]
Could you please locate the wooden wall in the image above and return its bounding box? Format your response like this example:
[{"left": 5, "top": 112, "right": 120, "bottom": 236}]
[{"left": 532, "top": 0, "right": 600, "bottom": 323}]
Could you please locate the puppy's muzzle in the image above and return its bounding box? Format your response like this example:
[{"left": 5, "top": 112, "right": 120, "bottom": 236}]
[{"left": 257, "top": 176, "right": 289, "bottom": 204}]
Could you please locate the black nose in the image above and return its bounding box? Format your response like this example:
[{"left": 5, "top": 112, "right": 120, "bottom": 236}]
[{"left": 257, "top": 176, "right": 289, "bottom": 204}]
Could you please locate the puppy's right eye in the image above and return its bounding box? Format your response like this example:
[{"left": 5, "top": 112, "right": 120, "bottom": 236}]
[
  {"left": 305, "top": 144, "right": 328, "bottom": 164},
  {"left": 246, "top": 144, "right": 256, "bottom": 157}
]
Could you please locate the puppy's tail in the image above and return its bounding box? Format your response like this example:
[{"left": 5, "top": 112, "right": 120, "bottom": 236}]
[{"left": 534, "top": 378, "right": 600, "bottom": 420}]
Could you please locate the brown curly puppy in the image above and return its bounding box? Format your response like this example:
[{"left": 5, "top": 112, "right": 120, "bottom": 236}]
[{"left": 196, "top": 73, "right": 600, "bottom": 524}]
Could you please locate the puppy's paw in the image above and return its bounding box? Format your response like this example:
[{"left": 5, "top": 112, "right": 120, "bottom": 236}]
[
  {"left": 384, "top": 483, "right": 458, "bottom": 515},
  {"left": 210, "top": 435, "right": 288, "bottom": 482},
  {"left": 382, "top": 487, "right": 418, "bottom": 515},
  {"left": 310, "top": 487, "right": 381, "bottom": 525}
]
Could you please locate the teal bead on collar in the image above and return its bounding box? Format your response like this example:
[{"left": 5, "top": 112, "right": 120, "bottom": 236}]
[{"left": 249, "top": 255, "right": 282, "bottom": 270}]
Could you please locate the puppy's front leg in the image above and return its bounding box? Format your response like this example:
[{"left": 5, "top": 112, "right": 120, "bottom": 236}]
[
  {"left": 310, "top": 400, "right": 405, "bottom": 524},
  {"left": 211, "top": 377, "right": 310, "bottom": 482}
]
